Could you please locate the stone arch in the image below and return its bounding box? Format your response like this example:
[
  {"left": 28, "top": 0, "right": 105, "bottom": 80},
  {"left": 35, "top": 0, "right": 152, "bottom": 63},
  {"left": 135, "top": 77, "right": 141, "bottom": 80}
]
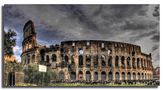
[
  {"left": 46, "top": 55, "right": 50, "bottom": 63},
  {"left": 59, "top": 71, "right": 64, "bottom": 80},
  {"left": 93, "top": 55, "right": 98, "bottom": 67},
  {"left": 51, "top": 54, "right": 57, "bottom": 62},
  {"left": 127, "top": 57, "right": 130, "bottom": 69},
  {"left": 86, "top": 55, "right": 91, "bottom": 67},
  {"left": 121, "top": 56, "right": 125, "bottom": 68},
  {"left": 79, "top": 55, "right": 83, "bottom": 66},
  {"left": 122, "top": 72, "right": 125, "bottom": 80},
  {"left": 132, "top": 58, "right": 135, "bottom": 69},
  {"left": 108, "top": 56, "right": 112, "bottom": 67},
  {"left": 78, "top": 71, "right": 83, "bottom": 80},
  {"left": 101, "top": 71, "right": 106, "bottom": 81},
  {"left": 133, "top": 72, "right": 136, "bottom": 80},
  {"left": 115, "top": 72, "right": 120, "bottom": 81},
  {"left": 137, "top": 58, "right": 140, "bottom": 68},
  {"left": 127, "top": 72, "right": 131, "bottom": 80},
  {"left": 32, "top": 54, "right": 35, "bottom": 63},
  {"left": 86, "top": 71, "right": 91, "bottom": 81},
  {"left": 115, "top": 56, "right": 119, "bottom": 68},
  {"left": 101, "top": 55, "right": 106, "bottom": 67},
  {"left": 65, "top": 55, "right": 69, "bottom": 63},
  {"left": 26, "top": 54, "right": 30, "bottom": 64},
  {"left": 109, "top": 71, "right": 113, "bottom": 80},
  {"left": 145, "top": 73, "right": 147, "bottom": 80},
  {"left": 70, "top": 71, "right": 76, "bottom": 80},
  {"left": 94, "top": 72, "right": 98, "bottom": 81}
]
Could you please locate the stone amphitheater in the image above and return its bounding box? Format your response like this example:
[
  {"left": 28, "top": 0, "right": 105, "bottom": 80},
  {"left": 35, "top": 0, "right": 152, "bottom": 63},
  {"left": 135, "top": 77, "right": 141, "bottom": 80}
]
[{"left": 21, "top": 20, "right": 153, "bottom": 82}]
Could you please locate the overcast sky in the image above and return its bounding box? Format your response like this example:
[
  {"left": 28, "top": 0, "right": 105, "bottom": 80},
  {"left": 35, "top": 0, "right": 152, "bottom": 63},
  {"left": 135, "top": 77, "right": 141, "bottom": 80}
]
[{"left": 3, "top": 5, "right": 159, "bottom": 67}]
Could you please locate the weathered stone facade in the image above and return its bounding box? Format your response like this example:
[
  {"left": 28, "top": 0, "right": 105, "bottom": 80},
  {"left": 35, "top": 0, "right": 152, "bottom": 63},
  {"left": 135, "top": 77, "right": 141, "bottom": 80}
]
[{"left": 21, "top": 20, "right": 153, "bottom": 81}]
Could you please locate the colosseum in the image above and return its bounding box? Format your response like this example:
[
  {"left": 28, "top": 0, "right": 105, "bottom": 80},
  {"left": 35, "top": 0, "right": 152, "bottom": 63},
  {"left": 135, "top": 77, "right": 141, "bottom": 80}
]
[{"left": 21, "top": 20, "right": 153, "bottom": 82}]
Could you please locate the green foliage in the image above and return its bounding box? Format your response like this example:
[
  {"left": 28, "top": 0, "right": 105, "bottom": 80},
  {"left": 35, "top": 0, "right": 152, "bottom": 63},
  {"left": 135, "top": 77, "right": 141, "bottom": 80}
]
[
  {"left": 4, "top": 29, "right": 17, "bottom": 56},
  {"left": 48, "top": 83, "right": 147, "bottom": 87},
  {"left": 23, "top": 64, "right": 57, "bottom": 86}
]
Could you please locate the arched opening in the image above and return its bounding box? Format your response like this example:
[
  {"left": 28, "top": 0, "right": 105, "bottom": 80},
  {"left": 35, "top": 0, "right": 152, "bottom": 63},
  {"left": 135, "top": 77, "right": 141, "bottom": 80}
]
[
  {"left": 115, "top": 56, "right": 119, "bottom": 68},
  {"left": 115, "top": 72, "right": 120, "bottom": 81},
  {"left": 132, "top": 58, "right": 136, "bottom": 69},
  {"left": 59, "top": 71, "right": 64, "bottom": 80},
  {"left": 26, "top": 54, "right": 30, "bottom": 64},
  {"left": 46, "top": 55, "right": 50, "bottom": 63},
  {"left": 109, "top": 72, "right": 113, "bottom": 80},
  {"left": 94, "top": 72, "right": 98, "bottom": 81},
  {"left": 65, "top": 55, "right": 69, "bottom": 63},
  {"left": 138, "top": 73, "right": 140, "bottom": 80},
  {"left": 127, "top": 57, "right": 130, "bottom": 69},
  {"left": 141, "top": 59, "right": 144, "bottom": 69},
  {"left": 127, "top": 72, "right": 131, "bottom": 80},
  {"left": 101, "top": 55, "right": 106, "bottom": 67},
  {"left": 79, "top": 55, "right": 83, "bottom": 67},
  {"left": 121, "top": 56, "right": 125, "bottom": 68},
  {"left": 122, "top": 72, "right": 125, "bottom": 81},
  {"left": 101, "top": 71, "right": 106, "bottom": 81},
  {"left": 86, "top": 71, "right": 91, "bottom": 81},
  {"left": 78, "top": 71, "right": 83, "bottom": 80},
  {"left": 8, "top": 72, "right": 15, "bottom": 86},
  {"left": 51, "top": 54, "right": 57, "bottom": 62},
  {"left": 93, "top": 55, "right": 98, "bottom": 67},
  {"left": 32, "top": 54, "right": 35, "bottom": 63},
  {"left": 108, "top": 56, "right": 112, "bottom": 67},
  {"left": 145, "top": 73, "right": 147, "bottom": 80},
  {"left": 137, "top": 58, "right": 140, "bottom": 69},
  {"left": 86, "top": 55, "right": 91, "bottom": 68},
  {"left": 142, "top": 73, "right": 144, "bottom": 80},
  {"left": 71, "top": 55, "right": 75, "bottom": 68},
  {"left": 71, "top": 72, "right": 76, "bottom": 80},
  {"left": 133, "top": 72, "right": 136, "bottom": 80}
]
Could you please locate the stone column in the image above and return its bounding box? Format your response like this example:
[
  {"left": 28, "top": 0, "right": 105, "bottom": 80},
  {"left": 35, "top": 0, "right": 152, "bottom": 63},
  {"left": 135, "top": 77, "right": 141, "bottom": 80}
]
[
  {"left": 91, "top": 71, "right": 94, "bottom": 81},
  {"left": 76, "top": 69, "right": 79, "bottom": 80},
  {"left": 98, "top": 71, "right": 101, "bottom": 80},
  {"left": 120, "top": 71, "right": 122, "bottom": 80}
]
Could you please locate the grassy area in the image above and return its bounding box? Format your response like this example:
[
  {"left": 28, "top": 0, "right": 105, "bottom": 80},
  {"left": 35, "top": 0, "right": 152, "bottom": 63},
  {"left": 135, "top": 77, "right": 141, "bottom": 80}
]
[
  {"left": 48, "top": 83, "right": 147, "bottom": 87},
  {"left": 14, "top": 83, "right": 157, "bottom": 87}
]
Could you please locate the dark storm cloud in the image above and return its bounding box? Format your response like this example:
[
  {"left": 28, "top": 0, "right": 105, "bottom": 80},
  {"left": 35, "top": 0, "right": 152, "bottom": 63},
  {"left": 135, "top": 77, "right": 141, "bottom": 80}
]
[
  {"left": 130, "top": 31, "right": 158, "bottom": 42},
  {"left": 122, "top": 20, "right": 158, "bottom": 30},
  {"left": 151, "top": 33, "right": 160, "bottom": 42},
  {"left": 3, "top": 5, "right": 159, "bottom": 67}
]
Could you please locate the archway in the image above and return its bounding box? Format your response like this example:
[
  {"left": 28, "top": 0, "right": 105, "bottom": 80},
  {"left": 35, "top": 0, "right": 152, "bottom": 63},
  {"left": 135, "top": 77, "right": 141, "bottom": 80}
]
[
  {"left": 59, "top": 71, "right": 64, "bottom": 80},
  {"left": 115, "top": 72, "right": 120, "bottom": 81},
  {"left": 94, "top": 72, "right": 98, "bottom": 81},
  {"left": 78, "top": 71, "right": 83, "bottom": 80},
  {"left": 115, "top": 56, "right": 119, "bottom": 68},
  {"left": 108, "top": 56, "right": 112, "bottom": 67},
  {"left": 133, "top": 72, "right": 136, "bottom": 80},
  {"left": 86, "top": 71, "right": 91, "bottom": 81},
  {"left": 101, "top": 71, "right": 106, "bottom": 81},
  {"left": 127, "top": 72, "right": 131, "bottom": 80},
  {"left": 70, "top": 72, "right": 76, "bottom": 80},
  {"left": 122, "top": 72, "right": 125, "bottom": 81},
  {"left": 109, "top": 72, "right": 113, "bottom": 80},
  {"left": 51, "top": 54, "right": 57, "bottom": 62},
  {"left": 8, "top": 72, "right": 15, "bottom": 86},
  {"left": 79, "top": 55, "right": 83, "bottom": 67}
]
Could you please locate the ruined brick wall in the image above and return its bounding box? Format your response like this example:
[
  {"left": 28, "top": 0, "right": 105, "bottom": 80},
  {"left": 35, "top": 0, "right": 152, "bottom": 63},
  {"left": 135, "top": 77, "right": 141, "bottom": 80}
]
[{"left": 42, "top": 40, "right": 153, "bottom": 81}]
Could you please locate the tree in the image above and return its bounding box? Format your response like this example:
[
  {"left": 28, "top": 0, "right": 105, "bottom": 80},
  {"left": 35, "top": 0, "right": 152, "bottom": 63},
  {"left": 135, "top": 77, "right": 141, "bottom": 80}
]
[{"left": 4, "top": 29, "right": 17, "bottom": 56}]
